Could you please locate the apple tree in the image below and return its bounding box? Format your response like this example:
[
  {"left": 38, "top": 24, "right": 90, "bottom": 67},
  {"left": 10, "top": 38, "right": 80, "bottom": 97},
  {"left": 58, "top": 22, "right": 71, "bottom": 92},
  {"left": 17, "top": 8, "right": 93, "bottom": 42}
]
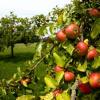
[{"left": 0, "top": 0, "right": 100, "bottom": 100}]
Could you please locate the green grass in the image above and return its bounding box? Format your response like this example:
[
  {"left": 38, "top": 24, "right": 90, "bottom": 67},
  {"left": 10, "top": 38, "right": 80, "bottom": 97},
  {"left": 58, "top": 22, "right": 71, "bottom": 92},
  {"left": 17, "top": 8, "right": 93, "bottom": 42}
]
[{"left": 0, "top": 44, "right": 35, "bottom": 79}]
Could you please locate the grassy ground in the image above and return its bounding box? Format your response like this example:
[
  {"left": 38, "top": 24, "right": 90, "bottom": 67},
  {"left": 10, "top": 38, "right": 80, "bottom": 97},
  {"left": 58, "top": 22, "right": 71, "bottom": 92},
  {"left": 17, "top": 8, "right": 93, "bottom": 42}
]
[{"left": 0, "top": 44, "right": 35, "bottom": 79}]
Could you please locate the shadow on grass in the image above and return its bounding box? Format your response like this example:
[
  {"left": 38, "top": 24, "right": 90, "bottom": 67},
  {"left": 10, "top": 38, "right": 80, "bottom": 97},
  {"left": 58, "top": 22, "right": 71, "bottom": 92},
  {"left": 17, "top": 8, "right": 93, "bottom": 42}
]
[{"left": 0, "top": 52, "right": 34, "bottom": 63}]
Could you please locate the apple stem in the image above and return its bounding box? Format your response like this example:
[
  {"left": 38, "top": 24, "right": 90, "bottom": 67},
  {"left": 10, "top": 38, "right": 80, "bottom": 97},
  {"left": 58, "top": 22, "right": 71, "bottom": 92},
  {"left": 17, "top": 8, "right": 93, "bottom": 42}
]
[{"left": 71, "top": 79, "right": 78, "bottom": 100}]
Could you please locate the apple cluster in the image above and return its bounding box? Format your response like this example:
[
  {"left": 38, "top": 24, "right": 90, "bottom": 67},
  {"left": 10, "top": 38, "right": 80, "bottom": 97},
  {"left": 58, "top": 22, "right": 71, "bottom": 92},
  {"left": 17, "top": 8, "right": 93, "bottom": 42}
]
[
  {"left": 56, "top": 21, "right": 98, "bottom": 60},
  {"left": 54, "top": 8, "right": 100, "bottom": 95},
  {"left": 54, "top": 66, "right": 75, "bottom": 82},
  {"left": 53, "top": 65, "right": 100, "bottom": 95},
  {"left": 53, "top": 65, "right": 75, "bottom": 97},
  {"left": 56, "top": 23, "right": 80, "bottom": 42},
  {"left": 56, "top": 8, "right": 100, "bottom": 42}
]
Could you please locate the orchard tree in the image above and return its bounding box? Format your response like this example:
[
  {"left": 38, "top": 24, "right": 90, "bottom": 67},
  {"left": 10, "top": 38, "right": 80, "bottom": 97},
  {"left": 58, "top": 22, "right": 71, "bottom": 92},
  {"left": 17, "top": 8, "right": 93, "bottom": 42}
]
[
  {"left": 0, "top": 12, "right": 40, "bottom": 57},
  {"left": 0, "top": 12, "right": 23, "bottom": 57}
]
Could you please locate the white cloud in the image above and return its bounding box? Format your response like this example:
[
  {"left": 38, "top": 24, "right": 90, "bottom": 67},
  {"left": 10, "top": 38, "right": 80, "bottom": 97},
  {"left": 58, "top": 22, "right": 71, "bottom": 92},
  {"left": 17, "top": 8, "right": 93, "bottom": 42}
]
[{"left": 0, "top": 0, "right": 71, "bottom": 17}]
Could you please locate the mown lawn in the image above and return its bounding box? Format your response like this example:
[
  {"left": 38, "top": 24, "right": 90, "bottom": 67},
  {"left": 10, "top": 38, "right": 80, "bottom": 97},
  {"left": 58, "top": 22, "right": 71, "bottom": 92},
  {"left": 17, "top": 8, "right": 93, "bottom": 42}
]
[{"left": 0, "top": 44, "right": 35, "bottom": 79}]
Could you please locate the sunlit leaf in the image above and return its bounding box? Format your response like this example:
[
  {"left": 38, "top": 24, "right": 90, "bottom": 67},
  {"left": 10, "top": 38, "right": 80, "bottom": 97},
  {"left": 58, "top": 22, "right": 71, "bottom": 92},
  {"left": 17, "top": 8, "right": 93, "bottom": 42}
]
[
  {"left": 36, "top": 26, "right": 47, "bottom": 35},
  {"left": 57, "top": 13, "right": 63, "bottom": 25},
  {"left": 16, "top": 95, "right": 35, "bottom": 100},
  {"left": 53, "top": 52, "right": 65, "bottom": 67},
  {"left": 63, "top": 41, "right": 74, "bottom": 55},
  {"left": 91, "top": 18, "right": 100, "bottom": 39},
  {"left": 40, "top": 92, "right": 53, "bottom": 100},
  {"left": 35, "top": 42, "right": 43, "bottom": 57},
  {"left": 55, "top": 71, "right": 64, "bottom": 84},
  {"left": 56, "top": 90, "right": 70, "bottom": 100},
  {"left": 44, "top": 75, "right": 58, "bottom": 89},
  {"left": 61, "top": 90, "right": 71, "bottom": 100},
  {"left": 56, "top": 94, "right": 63, "bottom": 100},
  {"left": 80, "top": 76, "right": 89, "bottom": 84},
  {"left": 77, "top": 60, "right": 87, "bottom": 72},
  {"left": 92, "top": 56, "right": 100, "bottom": 69}
]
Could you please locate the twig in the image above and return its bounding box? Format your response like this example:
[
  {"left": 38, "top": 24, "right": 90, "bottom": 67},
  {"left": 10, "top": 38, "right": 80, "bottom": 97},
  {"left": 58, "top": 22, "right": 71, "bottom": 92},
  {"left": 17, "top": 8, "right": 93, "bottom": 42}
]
[
  {"left": 31, "top": 55, "right": 46, "bottom": 70},
  {"left": 27, "top": 44, "right": 55, "bottom": 75},
  {"left": 71, "top": 79, "right": 79, "bottom": 100},
  {"left": 80, "top": 22, "right": 84, "bottom": 41}
]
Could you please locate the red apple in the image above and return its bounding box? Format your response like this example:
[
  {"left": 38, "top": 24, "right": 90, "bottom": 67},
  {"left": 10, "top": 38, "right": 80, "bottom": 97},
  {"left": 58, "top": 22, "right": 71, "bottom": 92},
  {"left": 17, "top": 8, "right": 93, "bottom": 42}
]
[
  {"left": 78, "top": 82, "right": 92, "bottom": 94},
  {"left": 54, "top": 66, "right": 63, "bottom": 72},
  {"left": 88, "top": 8, "right": 100, "bottom": 17},
  {"left": 56, "top": 30, "right": 66, "bottom": 42},
  {"left": 76, "top": 41, "right": 88, "bottom": 56},
  {"left": 89, "top": 72, "right": 100, "bottom": 88},
  {"left": 64, "top": 23, "right": 80, "bottom": 39},
  {"left": 87, "top": 48, "right": 98, "bottom": 60},
  {"left": 64, "top": 71, "right": 75, "bottom": 82},
  {"left": 53, "top": 89, "right": 62, "bottom": 96}
]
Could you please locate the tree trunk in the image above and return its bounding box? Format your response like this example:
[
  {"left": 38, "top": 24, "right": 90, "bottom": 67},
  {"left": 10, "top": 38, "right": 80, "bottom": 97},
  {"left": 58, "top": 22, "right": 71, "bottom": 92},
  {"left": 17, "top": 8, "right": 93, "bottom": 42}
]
[{"left": 11, "top": 44, "right": 14, "bottom": 57}]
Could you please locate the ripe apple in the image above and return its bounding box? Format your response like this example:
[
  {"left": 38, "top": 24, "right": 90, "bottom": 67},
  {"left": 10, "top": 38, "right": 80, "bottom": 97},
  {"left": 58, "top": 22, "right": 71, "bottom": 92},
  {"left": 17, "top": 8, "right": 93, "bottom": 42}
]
[
  {"left": 54, "top": 66, "right": 63, "bottom": 72},
  {"left": 78, "top": 82, "right": 92, "bottom": 94},
  {"left": 56, "top": 30, "right": 66, "bottom": 42},
  {"left": 88, "top": 8, "right": 100, "bottom": 17},
  {"left": 64, "top": 23, "right": 80, "bottom": 39},
  {"left": 53, "top": 89, "right": 62, "bottom": 96},
  {"left": 87, "top": 48, "right": 98, "bottom": 60},
  {"left": 89, "top": 72, "right": 100, "bottom": 88},
  {"left": 76, "top": 41, "right": 88, "bottom": 56},
  {"left": 64, "top": 71, "right": 75, "bottom": 82}
]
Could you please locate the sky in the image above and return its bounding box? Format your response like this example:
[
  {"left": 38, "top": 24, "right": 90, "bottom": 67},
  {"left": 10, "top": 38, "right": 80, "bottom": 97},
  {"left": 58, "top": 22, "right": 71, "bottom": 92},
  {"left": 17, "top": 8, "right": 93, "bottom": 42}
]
[{"left": 0, "top": 0, "right": 71, "bottom": 18}]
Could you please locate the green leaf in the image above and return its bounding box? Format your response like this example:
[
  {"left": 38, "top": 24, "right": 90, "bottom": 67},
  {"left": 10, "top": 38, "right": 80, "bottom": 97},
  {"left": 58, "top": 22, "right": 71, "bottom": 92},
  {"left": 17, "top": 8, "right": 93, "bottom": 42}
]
[
  {"left": 61, "top": 90, "right": 71, "bottom": 100},
  {"left": 56, "top": 94, "right": 63, "bottom": 100},
  {"left": 44, "top": 75, "right": 58, "bottom": 89},
  {"left": 56, "top": 90, "right": 70, "bottom": 100},
  {"left": 97, "top": 47, "right": 100, "bottom": 52},
  {"left": 36, "top": 26, "right": 46, "bottom": 35},
  {"left": 1, "top": 94, "right": 16, "bottom": 100},
  {"left": 63, "top": 10, "right": 67, "bottom": 23},
  {"left": 57, "top": 13, "right": 63, "bottom": 25},
  {"left": 40, "top": 92, "right": 53, "bottom": 100},
  {"left": 53, "top": 52, "right": 65, "bottom": 67},
  {"left": 16, "top": 95, "right": 35, "bottom": 100},
  {"left": 92, "top": 56, "right": 100, "bottom": 69},
  {"left": 91, "top": 18, "right": 100, "bottom": 39},
  {"left": 63, "top": 41, "right": 74, "bottom": 55},
  {"left": 79, "top": 76, "right": 89, "bottom": 84},
  {"left": 49, "top": 23, "right": 57, "bottom": 34},
  {"left": 36, "top": 42, "right": 43, "bottom": 57},
  {"left": 77, "top": 60, "right": 87, "bottom": 72},
  {"left": 55, "top": 71, "right": 64, "bottom": 84},
  {"left": 34, "top": 62, "right": 47, "bottom": 80}
]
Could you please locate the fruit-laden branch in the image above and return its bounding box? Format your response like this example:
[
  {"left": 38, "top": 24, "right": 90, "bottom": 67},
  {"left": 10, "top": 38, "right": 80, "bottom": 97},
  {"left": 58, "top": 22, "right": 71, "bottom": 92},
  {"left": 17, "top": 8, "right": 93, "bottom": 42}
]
[{"left": 71, "top": 79, "right": 78, "bottom": 100}]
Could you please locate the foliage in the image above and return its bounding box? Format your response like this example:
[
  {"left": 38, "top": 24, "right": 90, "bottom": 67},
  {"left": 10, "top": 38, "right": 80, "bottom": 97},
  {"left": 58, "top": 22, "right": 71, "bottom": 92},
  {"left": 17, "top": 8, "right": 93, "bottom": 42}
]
[{"left": 0, "top": 0, "right": 100, "bottom": 100}]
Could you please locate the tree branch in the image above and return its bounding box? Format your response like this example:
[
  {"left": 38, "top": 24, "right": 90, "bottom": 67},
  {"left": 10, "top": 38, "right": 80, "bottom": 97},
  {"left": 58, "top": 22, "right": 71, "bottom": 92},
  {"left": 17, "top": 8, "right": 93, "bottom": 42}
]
[
  {"left": 80, "top": 22, "right": 84, "bottom": 41},
  {"left": 71, "top": 79, "right": 79, "bottom": 100},
  {"left": 27, "top": 44, "right": 55, "bottom": 75}
]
